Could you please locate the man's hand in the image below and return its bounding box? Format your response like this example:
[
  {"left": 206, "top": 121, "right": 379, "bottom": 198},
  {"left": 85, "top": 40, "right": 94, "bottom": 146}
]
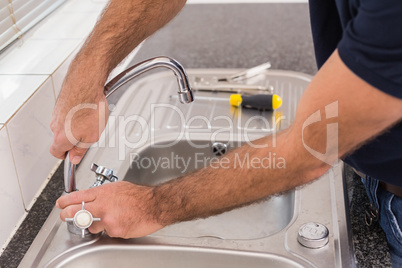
[
  {"left": 57, "top": 181, "right": 164, "bottom": 238},
  {"left": 49, "top": 0, "right": 187, "bottom": 163},
  {"left": 50, "top": 78, "right": 108, "bottom": 164}
]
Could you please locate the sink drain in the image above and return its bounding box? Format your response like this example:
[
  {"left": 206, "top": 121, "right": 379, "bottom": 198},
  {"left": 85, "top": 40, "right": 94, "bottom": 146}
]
[{"left": 212, "top": 142, "right": 228, "bottom": 157}]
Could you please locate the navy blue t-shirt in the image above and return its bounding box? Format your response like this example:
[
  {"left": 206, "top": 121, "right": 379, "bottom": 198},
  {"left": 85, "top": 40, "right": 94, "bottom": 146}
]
[{"left": 309, "top": 0, "right": 402, "bottom": 186}]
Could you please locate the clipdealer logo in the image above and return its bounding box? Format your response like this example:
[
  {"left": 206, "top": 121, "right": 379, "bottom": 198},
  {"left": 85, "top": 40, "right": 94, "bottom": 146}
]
[{"left": 63, "top": 102, "right": 280, "bottom": 161}]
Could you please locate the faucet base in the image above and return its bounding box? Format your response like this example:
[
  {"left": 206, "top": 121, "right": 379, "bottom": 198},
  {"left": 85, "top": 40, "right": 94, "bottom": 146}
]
[{"left": 67, "top": 221, "right": 90, "bottom": 237}]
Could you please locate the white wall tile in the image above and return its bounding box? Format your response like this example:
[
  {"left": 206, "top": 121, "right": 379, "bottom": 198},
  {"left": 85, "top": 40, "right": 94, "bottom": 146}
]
[
  {"left": 59, "top": 0, "right": 108, "bottom": 13},
  {"left": 52, "top": 58, "right": 70, "bottom": 99},
  {"left": 0, "top": 39, "right": 82, "bottom": 75},
  {"left": 7, "top": 78, "right": 59, "bottom": 209},
  {"left": 0, "top": 126, "right": 26, "bottom": 250},
  {"left": 30, "top": 12, "right": 99, "bottom": 40},
  {"left": 52, "top": 45, "right": 81, "bottom": 98},
  {"left": 0, "top": 0, "right": 113, "bottom": 250},
  {"left": 0, "top": 75, "right": 49, "bottom": 124}
]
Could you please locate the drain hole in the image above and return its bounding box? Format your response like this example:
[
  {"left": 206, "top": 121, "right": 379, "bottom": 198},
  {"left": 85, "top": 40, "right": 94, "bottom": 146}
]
[{"left": 212, "top": 142, "right": 228, "bottom": 157}]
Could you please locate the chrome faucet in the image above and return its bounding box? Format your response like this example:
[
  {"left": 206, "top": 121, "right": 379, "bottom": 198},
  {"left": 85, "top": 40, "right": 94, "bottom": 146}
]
[
  {"left": 104, "top": 56, "right": 194, "bottom": 102},
  {"left": 64, "top": 56, "right": 194, "bottom": 194}
]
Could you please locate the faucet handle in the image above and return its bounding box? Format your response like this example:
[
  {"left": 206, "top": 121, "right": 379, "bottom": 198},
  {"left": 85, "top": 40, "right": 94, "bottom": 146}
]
[
  {"left": 65, "top": 201, "right": 100, "bottom": 238},
  {"left": 90, "top": 163, "right": 118, "bottom": 188}
]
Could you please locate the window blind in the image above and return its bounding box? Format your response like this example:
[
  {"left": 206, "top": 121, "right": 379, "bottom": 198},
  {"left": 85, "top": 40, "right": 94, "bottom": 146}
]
[{"left": 0, "top": 0, "right": 66, "bottom": 52}]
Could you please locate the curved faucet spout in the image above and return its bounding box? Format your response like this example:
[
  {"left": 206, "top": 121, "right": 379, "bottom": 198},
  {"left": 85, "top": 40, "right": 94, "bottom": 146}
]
[{"left": 104, "top": 56, "right": 194, "bottom": 103}]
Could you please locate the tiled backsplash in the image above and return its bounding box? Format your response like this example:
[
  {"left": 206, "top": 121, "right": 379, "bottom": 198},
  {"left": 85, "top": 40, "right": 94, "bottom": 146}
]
[
  {"left": 0, "top": 39, "right": 82, "bottom": 75},
  {"left": 7, "top": 77, "right": 57, "bottom": 209},
  {"left": 0, "top": 125, "right": 26, "bottom": 253},
  {"left": 0, "top": 0, "right": 108, "bottom": 253},
  {"left": 0, "top": 0, "right": 145, "bottom": 253},
  {"left": 0, "top": 75, "right": 49, "bottom": 123}
]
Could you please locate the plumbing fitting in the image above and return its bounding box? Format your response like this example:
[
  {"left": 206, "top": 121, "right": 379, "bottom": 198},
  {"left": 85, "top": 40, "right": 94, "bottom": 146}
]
[{"left": 90, "top": 163, "right": 118, "bottom": 188}]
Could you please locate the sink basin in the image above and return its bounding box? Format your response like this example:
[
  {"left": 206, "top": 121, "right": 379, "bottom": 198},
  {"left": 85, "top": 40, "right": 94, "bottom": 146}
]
[
  {"left": 123, "top": 139, "right": 294, "bottom": 240},
  {"left": 19, "top": 68, "right": 354, "bottom": 268},
  {"left": 45, "top": 242, "right": 303, "bottom": 268}
]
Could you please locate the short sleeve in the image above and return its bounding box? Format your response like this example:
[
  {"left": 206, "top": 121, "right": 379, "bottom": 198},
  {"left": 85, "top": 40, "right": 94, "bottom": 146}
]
[{"left": 337, "top": 0, "right": 402, "bottom": 99}]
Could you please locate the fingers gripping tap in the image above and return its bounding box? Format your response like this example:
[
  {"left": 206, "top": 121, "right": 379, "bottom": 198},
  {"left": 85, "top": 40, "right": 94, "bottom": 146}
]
[{"left": 64, "top": 158, "right": 118, "bottom": 237}]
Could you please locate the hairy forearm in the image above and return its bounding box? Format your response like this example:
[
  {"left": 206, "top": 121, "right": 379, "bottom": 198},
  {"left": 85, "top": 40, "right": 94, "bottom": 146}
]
[
  {"left": 67, "top": 0, "right": 186, "bottom": 90},
  {"left": 50, "top": 0, "right": 186, "bottom": 162},
  {"left": 151, "top": 128, "right": 328, "bottom": 226}
]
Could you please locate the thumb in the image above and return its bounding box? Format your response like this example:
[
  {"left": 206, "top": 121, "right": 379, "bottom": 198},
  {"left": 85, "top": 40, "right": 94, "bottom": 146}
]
[{"left": 68, "top": 146, "right": 88, "bottom": 164}]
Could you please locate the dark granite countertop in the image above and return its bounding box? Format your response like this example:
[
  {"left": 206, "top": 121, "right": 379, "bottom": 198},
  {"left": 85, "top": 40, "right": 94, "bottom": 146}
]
[{"left": 0, "top": 3, "right": 391, "bottom": 268}]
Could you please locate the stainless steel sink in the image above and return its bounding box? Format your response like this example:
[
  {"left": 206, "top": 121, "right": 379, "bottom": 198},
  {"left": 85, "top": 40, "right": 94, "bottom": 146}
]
[
  {"left": 19, "top": 69, "right": 354, "bottom": 268},
  {"left": 123, "top": 138, "right": 294, "bottom": 240},
  {"left": 45, "top": 241, "right": 304, "bottom": 268}
]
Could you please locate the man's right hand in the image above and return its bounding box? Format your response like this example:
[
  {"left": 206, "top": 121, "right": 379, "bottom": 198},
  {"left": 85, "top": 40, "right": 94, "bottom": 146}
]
[{"left": 49, "top": 73, "right": 109, "bottom": 164}]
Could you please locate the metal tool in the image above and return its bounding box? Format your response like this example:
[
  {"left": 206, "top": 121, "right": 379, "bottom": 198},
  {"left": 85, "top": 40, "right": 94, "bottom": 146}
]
[{"left": 192, "top": 62, "right": 273, "bottom": 93}]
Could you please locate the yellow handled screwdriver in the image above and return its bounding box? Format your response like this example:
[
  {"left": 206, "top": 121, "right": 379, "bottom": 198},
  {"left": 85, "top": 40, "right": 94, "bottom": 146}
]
[{"left": 230, "top": 94, "right": 282, "bottom": 110}]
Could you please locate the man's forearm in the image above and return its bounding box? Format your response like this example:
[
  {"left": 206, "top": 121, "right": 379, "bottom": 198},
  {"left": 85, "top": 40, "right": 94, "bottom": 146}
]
[
  {"left": 50, "top": 0, "right": 187, "bottom": 162},
  {"left": 151, "top": 128, "right": 328, "bottom": 226},
  {"left": 68, "top": 0, "right": 187, "bottom": 89}
]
